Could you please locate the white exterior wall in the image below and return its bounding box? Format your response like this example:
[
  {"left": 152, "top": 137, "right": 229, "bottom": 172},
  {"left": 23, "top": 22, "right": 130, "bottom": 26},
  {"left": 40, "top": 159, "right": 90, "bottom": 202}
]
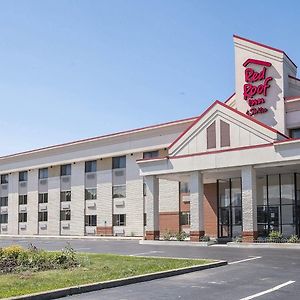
[
  {"left": 125, "top": 153, "right": 144, "bottom": 236},
  {"left": 97, "top": 158, "right": 112, "bottom": 230},
  {"left": 27, "top": 169, "right": 38, "bottom": 235},
  {"left": 48, "top": 166, "right": 60, "bottom": 235},
  {"left": 7, "top": 173, "right": 18, "bottom": 235},
  {"left": 69, "top": 162, "right": 85, "bottom": 236},
  {"left": 159, "top": 179, "right": 179, "bottom": 212}
]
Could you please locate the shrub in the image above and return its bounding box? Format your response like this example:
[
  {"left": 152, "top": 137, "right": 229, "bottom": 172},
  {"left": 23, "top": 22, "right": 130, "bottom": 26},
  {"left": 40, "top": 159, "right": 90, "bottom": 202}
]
[
  {"left": 200, "top": 235, "right": 211, "bottom": 242},
  {"left": 0, "top": 244, "right": 80, "bottom": 273},
  {"left": 163, "top": 230, "right": 173, "bottom": 241},
  {"left": 267, "top": 230, "right": 283, "bottom": 243},
  {"left": 288, "top": 234, "right": 300, "bottom": 243},
  {"left": 175, "top": 231, "right": 188, "bottom": 241}
]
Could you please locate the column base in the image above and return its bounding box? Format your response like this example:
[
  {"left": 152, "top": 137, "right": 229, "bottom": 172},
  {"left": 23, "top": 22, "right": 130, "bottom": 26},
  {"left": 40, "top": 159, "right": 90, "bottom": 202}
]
[
  {"left": 242, "top": 231, "right": 258, "bottom": 243},
  {"left": 190, "top": 230, "right": 205, "bottom": 242},
  {"left": 145, "top": 230, "right": 160, "bottom": 240}
]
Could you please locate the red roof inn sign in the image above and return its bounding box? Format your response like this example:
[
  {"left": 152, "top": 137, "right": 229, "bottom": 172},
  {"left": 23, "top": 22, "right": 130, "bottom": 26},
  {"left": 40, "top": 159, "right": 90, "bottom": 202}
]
[{"left": 243, "top": 59, "right": 273, "bottom": 116}]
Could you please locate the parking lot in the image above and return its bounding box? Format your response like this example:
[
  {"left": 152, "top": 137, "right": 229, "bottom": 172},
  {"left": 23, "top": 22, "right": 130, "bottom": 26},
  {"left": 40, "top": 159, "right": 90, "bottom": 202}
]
[{"left": 0, "top": 237, "right": 299, "bottom": 299}]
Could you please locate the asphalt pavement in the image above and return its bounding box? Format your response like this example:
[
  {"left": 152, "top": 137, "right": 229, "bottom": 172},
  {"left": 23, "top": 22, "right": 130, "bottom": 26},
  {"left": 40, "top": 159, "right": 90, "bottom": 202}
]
[{"left": 0, "top": 237, "right": 299, "bottom": 299}]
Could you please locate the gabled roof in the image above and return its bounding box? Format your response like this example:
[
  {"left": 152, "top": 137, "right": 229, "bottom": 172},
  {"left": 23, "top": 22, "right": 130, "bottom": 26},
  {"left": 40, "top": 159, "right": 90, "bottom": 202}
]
[{"left": 168, "top": 100, "right": 289, "bottom": 154}]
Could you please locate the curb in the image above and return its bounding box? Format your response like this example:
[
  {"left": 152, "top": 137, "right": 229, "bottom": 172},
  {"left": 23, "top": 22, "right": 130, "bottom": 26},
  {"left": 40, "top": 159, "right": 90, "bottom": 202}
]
[
  {"left": 139, "top": 240, "right": 216, "bottom": 247},
  {"left": 0, "top": 235, "right": 142, "bottom": 241},
  {"left": 4, "top": 261, "right": 227, "bottom": 300},
  {"left": 227, "top": 242, "right": 300, "bottom": 249}
]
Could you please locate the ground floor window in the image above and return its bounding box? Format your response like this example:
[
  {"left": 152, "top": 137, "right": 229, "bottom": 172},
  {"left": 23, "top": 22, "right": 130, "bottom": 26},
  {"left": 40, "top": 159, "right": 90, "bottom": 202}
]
[
  {"left": 113, "top": 214, "right": 126, "bottom": 226},
  {"left": 257, "top": 173, "right": 300, "bottom": 237},
  {"left": 85, "top": 215, "right": 97, "bottom": 226},
  {"left": 180, "top": 212, "right": 190, "bottom": 226},
  {"left": 218, "top": 178, "right": 242, "bottom": 238}
]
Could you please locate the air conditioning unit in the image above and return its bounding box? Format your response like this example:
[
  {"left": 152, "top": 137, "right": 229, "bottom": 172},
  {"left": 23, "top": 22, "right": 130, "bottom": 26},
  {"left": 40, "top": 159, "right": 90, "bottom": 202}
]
[
  {"left": 114, "top": 170, "right": 124, "bottom": 177},
  {"left": 20, "top": 182, "right": 27, "bottom": 188},
  {"left": 87, "top": 202, "right": 96, "bottom": 209},
  {"left": 61, "top": 202, "right": 70, "bottom": 210},
  {"left": 0, "top": 207, "right": 8, "bottom": 213},
  {"left": 87, "top": 173, "right": 96, "bottom": 180},
  {"left": 1, "top": 184, "right": 8, "bottom": 190},
  {"left": 39, "top": 204, "right": 47, "bottom": 211},
  {"left": 62, "top": 176, "right": 70, "bottom": 183},
  {"left": 20, "top": 206, "right": 27, "bottom": 212},
  {"left": 39, "top": 223, "right": 47, "bottom": 230},
  {"left": 1, "top": 224, "right": 8, "bottom": 231},
  {"left": 39, "top": 179, "right": 47, "bottom": 185},
  {"left": 115, "top": 199, "right": 125, "bottom": 207},
  {"left": 62, "top": 223, "right": 70, "bottom": 229},
  {"left": 20, "top": 224, "right": 27, "bottom": 230}
]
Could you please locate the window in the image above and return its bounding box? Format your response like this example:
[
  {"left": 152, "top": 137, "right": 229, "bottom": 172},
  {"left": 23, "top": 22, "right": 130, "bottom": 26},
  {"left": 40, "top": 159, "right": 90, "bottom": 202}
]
[
  {"left": 19, "top": 212, "right": 27, "bottom": 222},
  {"left": 85, "top": 188, "right": 97, "bottom": 200},
  {"left": 61, "top": 191, "right": 71, "bottom": 202},
  {"left": 19, "top": 171, "right": 28, "bottom": 182},
  {"left": 113, "top": 214, "right": 126, "bottom": 226},
  {"left": 179, "top": 182, "right": 190, "bottom": 194},
  {"left": 60, "top": 210, "right": 71, "bottom": 221},
  {"left": 38, "top": 211, "right": 48, "bottom": 222},
  {"left": 0, "top": 197, "right": 8, "bottom": 206},
  {"left": 207, "top": 121, "right": 216, "bottom": 149},
  {"left": 112, "top": 156, "right": 126, "bottom": 169},
  {"left": 85, "top": 161, "right": 97, "bottom": 173},
  {"left": 1, "top": 174, "right": 8, "bottom": 184},
  {"left": 38, "top": 193, "right": 48, "bottom": 204},
  {"left": 85, "top": 215, "right": 97, "bottom": 226},
  {"left": 180, "top": 212, "right": 190, "bottom": 225},
  {"left": 220, "top": 120, "right": 230, "bottom": 147},
  {"left": 61, "top": 164, "right": 71, "bottom": 176},
  {"left": 290, "top": 128, "right": 300, "bottom": 139},
  {"left": 143, "top": 150, "right": 159, "bottom": 159},
  {"left": 112, "top": 185, "right": 126, "bottom": 198},
  {"left": 39, "top": 168, "right": 48, "bottom": 179},
  {"left": 19, "top": 195, "right": 27, "bottom": 205},
  {"left": 0, "top": 214, "right": 8, "bottom": 224},
  {"left": 143, "top": 182, "right": 147, "bottom": 197}
]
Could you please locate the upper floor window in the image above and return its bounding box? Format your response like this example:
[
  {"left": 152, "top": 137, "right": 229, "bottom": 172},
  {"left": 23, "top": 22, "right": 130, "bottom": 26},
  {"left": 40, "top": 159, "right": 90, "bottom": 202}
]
[
  {"left": 0, "top": 197, "right": 8, "bottom": 206},
  {"left": 39, "top": 168, "right": 48, "bottom": 179},
  {"left": 220, "top": 120, "right": 230, "bottom": 147},
  {"left": 19, "top": 171, "right": 28, "bottom": 182},
  {"left": 61, "top": 191, "right": 71, "bottom": 202},
  {"left": 38, "top": 193, "right": 48, "bottom": 204},
  {"left": 19, "top": 195, "right": 28, "bottom": 205},
  {"left": 179, "top": 182, "right": 190, "bottom": 194},
  {"left": 85, "top": 161, "right": 97, "bottom": 173},
  {"left": 143, "top": 150, "right": 159, "bottom": 159},
  {"left": 290, "top": 128, "right": 300, "bottom": 139},
  {"left": 1, "top": 174, "right": 8, "bottom": 184},
  {"left": 61, "top": 164, "right": 71, "bottom": 176},
  {"left": 85, "top": 188, "right": 97, "bottom": 200},
  {"left": 112, "top": 156, "right": 126, "bottom": 169},
  {"left": 207, "top": 121, "right": 216, "bottom": 149}
]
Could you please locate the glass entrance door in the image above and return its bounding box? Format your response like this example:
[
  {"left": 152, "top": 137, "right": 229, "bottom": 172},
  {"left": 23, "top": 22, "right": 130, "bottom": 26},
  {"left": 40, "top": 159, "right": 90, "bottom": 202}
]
[{"left": 218, "top": 178, "right": 242, "bottom": 239}]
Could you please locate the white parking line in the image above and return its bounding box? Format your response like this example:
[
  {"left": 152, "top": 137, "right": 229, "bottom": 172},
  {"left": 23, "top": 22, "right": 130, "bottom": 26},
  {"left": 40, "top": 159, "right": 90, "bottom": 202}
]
[
  {"left": 240, "top": 280, "right": 295, "bottom": 300},
  {"left": 229, "top": 256, "right": 262, "bottom": 265},
  {"left": 129, "top": 250, "right": 164, "bottom": 256}
]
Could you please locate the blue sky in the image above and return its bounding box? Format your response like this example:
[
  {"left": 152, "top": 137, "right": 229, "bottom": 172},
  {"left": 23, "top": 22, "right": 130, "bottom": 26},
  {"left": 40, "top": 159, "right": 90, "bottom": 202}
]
[{"left": 0, "top": 0, "right": 299, "bottom": 155}]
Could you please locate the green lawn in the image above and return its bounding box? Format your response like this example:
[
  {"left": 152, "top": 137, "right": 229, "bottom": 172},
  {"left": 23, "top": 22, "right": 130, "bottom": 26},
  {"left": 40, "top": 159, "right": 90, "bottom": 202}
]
[{"left": 0, "top": 253, "right": 211, "bottom": 299}]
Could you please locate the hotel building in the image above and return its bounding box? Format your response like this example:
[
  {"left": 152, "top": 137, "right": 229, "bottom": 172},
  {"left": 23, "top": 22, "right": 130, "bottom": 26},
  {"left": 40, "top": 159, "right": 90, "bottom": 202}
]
[{"left": 1, "top": 35, "right": 300, "bottom": 242}]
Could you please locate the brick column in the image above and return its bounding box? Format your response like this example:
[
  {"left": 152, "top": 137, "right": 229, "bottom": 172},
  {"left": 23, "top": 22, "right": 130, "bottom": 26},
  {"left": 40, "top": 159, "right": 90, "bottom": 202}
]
[
  {"left": 241, "top": 166, "right": 258, "bottom": 242},
  {"left": 144, "top": 175, "right": 159, "bottom": 240},
  {"left": 189, "top": 171, "right": 205, "bottom": 241}
]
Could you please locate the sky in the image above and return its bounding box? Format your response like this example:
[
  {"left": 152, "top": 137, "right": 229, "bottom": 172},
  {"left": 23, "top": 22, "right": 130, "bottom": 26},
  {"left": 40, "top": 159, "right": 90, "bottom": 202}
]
[{"left": 0, "top": 0, "right": 299, "bottom": 155}]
